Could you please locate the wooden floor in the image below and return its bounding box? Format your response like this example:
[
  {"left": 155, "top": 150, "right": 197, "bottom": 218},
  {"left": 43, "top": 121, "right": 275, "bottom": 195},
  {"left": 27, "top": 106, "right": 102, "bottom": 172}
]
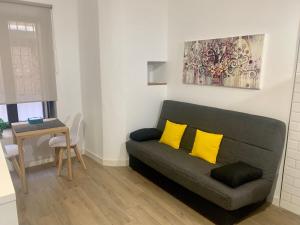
[{"left": 12, "top": 156, "right": 300, "bottom": 225}]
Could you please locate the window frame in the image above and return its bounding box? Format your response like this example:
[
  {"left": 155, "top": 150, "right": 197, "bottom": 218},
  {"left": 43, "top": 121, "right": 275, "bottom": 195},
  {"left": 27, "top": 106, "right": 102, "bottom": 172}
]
[{"left": 4, "top": 101, "right": 56, "bottom": 125}]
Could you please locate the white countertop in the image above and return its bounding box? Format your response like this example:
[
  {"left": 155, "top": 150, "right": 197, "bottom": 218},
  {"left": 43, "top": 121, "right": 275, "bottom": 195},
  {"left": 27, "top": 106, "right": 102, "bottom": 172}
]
[{"left": 0, "top": 144, "right": 16, "bottom": 205}]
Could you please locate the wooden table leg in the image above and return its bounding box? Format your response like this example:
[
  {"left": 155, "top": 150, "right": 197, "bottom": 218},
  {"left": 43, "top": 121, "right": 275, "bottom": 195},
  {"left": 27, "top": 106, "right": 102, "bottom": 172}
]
[
  {"left": 65, "top": 130, "right": 72, "bottom": 180},
  {"left": 17, "top": 138, "right": 28, "bottom": 193}
]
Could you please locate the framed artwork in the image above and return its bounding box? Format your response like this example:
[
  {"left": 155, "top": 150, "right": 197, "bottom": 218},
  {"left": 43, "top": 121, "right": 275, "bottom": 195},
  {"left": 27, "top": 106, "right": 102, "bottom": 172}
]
[{"left": 183, "top": 34, "right": 265, "bottom": 89}]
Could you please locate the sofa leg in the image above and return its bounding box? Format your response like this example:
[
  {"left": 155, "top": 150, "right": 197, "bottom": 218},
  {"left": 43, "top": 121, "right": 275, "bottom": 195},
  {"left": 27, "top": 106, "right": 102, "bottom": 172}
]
[{"left": 128, "top": 154, "right": 266, "bottom": 225}]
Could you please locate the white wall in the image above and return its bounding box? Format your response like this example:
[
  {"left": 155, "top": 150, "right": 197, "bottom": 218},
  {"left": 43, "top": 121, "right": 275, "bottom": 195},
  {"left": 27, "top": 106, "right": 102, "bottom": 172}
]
[
  {"left": 27, "top": 0, "right": 83, "bottom": 120},
  {"left": 123, "top": 0, "right": 168, "bottom": 133},
  {"left": 97, "top": 0, "right": 167, "bottom": 165},
  {"left": 98, "top": 0, "right": 128, "bottom": 165},
  {"left": 11, "top": 0, "right": 83, "bottom": 166},
  {"left": 166, "top": 0, "right": 300, "bottom": 204},
  {"left": 78, "top": 0, "right": 103, "bottom": 159},
  {"left": 281, "top": 42, "right": 300, "bottom": 215}
]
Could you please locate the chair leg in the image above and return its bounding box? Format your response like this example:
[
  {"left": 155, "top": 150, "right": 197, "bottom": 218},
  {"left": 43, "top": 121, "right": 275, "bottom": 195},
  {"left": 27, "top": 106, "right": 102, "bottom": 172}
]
[
  {"left": 54, "top": 147, "right": 59, "bottom": 167},
  {"left": 11, "top": 157, "right": 22, "bottom": 178},
  {"left": 74, "top": 145, "right": 87, "bottom": 170},
  {"left": 57, "top": 148, "right": 64, "bottom": 176}
]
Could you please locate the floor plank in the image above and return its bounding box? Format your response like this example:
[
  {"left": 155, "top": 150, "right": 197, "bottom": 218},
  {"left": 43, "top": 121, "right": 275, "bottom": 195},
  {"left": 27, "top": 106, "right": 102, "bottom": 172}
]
[{"left": 11, "top": 156, "right": 300, "bottom": 225}]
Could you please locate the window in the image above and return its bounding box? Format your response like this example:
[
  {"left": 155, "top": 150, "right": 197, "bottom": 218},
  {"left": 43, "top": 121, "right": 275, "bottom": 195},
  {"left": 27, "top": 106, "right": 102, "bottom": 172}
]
[
  {"left": 0, "top": 105, "right": 8, "bottom": 122},
  {"left": 9, "top": 21, "right": 42, "bottom": 103},
  {"left": 17, "top": 102, "right": 44, "bottom": 121},
  {"left": 0, "top": 2, "right": 57, "bottom": 126},
  {"left": 8, "top": 21, "right": 36, "bottom": 32},
  {"left": 0, "top": 101, "right": 56, "bottom": 124},
  {"left": 0, "top": 2, "right": 57, "bottom": 105}
]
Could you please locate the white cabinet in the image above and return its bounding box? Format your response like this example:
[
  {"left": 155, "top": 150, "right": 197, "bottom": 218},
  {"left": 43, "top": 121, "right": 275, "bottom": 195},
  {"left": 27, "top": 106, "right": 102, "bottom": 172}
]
[{"left": 0, "top": 145, "right": 18, "bottom": 225}]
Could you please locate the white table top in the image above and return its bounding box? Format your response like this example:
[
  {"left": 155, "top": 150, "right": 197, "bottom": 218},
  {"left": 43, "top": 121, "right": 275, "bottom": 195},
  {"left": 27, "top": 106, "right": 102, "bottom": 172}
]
[{"left": 0, "top": 144, "right": 16, "bottom": 205}]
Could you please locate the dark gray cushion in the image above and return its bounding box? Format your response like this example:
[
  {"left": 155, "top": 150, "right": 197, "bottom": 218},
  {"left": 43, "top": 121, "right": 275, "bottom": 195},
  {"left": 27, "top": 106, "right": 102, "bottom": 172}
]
[{"left": 127, "top": 140, "right": 272, "bottom": 210}]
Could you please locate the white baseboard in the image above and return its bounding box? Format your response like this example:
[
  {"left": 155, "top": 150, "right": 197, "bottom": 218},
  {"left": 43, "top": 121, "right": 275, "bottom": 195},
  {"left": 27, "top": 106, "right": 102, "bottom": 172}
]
[
  {"left": 271, "top": 196, "right": 280, "bottom": 206},
  {"left": 280, "top": 200, "right": 300, "bottom": 216},
  {"left": 8, "top": 149, "right": 127, "bottom": 171},
  {"left": 3, "top": 152, "right": 78, "bottom": 172},
  {"left": 102, "top": 158, "right": 129, "bottom": 167},
  {"left": 24, "top": 151, "right": 77, "bottom": 168},
  {"left": 84, "top": 150, "right": 102, "bottom": 164},
  {"left": 25, "top": 157, "right": 55, "bottom": 168},
  {"left": 6, "top": 157, "right": 56, "bottom": 171},
  {"left": 84, "top": 150, "right": 128, "bottom": 167},
  {"left": 6, "top": 156, "right": 55, "bottom": 172}
]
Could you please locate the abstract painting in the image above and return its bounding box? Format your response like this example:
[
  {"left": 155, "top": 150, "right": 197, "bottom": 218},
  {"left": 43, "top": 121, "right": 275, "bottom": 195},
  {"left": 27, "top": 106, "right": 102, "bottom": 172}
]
[{"left": 183, "top": 34, "right": 265, "bottom": 89}]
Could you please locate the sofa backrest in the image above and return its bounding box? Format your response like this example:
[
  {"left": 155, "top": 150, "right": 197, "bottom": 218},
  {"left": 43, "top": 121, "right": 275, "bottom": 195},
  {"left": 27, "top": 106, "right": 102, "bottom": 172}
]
[{"left": 157, "top": 100, "right": 286, "bottom": 181}]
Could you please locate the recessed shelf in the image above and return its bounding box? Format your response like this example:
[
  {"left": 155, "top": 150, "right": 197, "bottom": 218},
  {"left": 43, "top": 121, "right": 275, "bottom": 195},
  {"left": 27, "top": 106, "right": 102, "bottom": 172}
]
[
  {"left": 147, "top": 82, "right": 167, "bottom": 86},
  {"left": 147, "top": 61, "right": 167, "bottom": 85}
]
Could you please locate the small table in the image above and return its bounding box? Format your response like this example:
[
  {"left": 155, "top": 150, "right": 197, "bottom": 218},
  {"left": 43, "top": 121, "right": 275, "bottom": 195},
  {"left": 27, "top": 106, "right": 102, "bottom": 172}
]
[{"left": 12, "top": 119, "right": 72, "bottom": 193}]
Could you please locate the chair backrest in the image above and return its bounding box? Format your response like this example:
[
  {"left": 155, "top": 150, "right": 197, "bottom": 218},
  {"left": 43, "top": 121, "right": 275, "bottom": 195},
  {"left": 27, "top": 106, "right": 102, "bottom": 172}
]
[
  {"left": 70, "top": 113, "right": 83, "bottom": 143},
  {"left": 1, "top": 143, "right": 8, "bottom": 158},
  {"left": 0, "top": 142, "right": 11, "bottom": 158},
  {"left": 63, "top": 114, "right": 72, "bottom": 127}
]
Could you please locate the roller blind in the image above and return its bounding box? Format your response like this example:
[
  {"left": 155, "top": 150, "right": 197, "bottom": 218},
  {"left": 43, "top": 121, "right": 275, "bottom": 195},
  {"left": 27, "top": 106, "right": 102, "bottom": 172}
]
[{"left": 0, "top": 1, "right": 56, "bottom": 104}]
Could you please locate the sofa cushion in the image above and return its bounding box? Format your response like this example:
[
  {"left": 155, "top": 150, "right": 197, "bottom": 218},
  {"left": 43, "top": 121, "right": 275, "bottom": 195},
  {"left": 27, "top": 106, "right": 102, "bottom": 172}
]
[
  {"left": 159, "top": 120, "right": 187, "bottom": 149},
  {"left": 130, "top": 128, "right": 162, "bottom": 142},
  {"left": 126, "top": 140, "right": 272, "bottom": 211},
  {"left": 190, "top": 129, "right": 223, "bottom": 164},
  {"left": 210, "top": 161, "right": 263, "bottom": 188}
]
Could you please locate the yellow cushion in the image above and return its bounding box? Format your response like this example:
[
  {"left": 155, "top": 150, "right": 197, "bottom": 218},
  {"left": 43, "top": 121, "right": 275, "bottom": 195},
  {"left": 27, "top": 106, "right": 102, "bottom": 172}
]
[
  {"left": 159, "top": 120, "right": 187, "bottom": 149},
  {"left": 190, "top": 130, "right": 223, "bottom": 164}
]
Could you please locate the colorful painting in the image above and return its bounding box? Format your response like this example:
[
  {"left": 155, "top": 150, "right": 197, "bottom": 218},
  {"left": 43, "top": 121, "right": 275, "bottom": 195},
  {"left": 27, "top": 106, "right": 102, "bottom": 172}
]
[{"left": 183, "top": 34, "right": 265, "bottom": 89}]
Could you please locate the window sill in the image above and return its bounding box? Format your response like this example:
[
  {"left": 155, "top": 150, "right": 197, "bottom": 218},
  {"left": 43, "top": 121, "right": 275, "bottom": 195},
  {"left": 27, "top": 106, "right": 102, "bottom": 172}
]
[{"left": 148, "top": 82, "right": 167, "bottom": 86}]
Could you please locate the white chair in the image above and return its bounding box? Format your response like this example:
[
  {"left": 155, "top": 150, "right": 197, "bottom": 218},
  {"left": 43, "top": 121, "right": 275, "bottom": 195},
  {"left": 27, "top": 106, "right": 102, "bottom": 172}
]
[
  {"left": 49, "top": 114, "right": 87, "bottom": 175},
  {"left": 4, "top": 144, "right": 21, "bottom": 177}
]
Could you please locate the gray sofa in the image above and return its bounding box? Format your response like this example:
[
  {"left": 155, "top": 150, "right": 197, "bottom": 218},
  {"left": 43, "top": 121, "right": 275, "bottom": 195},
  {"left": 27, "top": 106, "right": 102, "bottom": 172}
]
[{"left": 126, "top": 100, "right": 286, "bottom": 224}]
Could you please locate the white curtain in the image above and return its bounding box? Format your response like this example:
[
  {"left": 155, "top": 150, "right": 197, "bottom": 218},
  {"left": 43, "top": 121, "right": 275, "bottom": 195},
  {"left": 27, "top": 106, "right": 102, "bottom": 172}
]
[{"left": 0, "top": 1, "right": 56, "bottom": 104}]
